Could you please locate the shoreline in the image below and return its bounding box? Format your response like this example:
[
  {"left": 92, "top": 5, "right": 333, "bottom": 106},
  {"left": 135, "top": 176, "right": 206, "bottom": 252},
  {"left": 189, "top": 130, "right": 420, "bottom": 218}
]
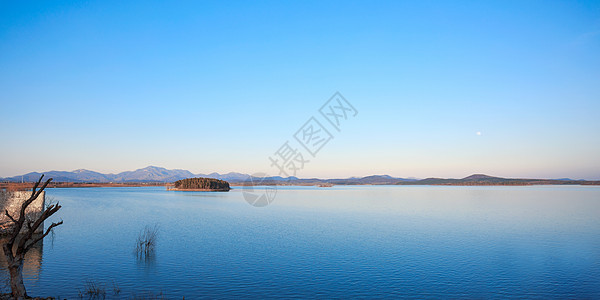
[
  {"left": 2, "top": 181, "right": 600, "bottom": 191},
  {"left": 166, "top": 187, "right": 230, "bottom": 192}
]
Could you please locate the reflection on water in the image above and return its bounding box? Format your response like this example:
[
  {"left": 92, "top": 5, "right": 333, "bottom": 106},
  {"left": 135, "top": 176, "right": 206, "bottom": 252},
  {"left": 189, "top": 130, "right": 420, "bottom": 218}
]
[
  {"left": 0, "top": 186, "right": 599, "bottom": 298},
  {"left": 0, "top": 235, "right": 44, "bottom": 289}
]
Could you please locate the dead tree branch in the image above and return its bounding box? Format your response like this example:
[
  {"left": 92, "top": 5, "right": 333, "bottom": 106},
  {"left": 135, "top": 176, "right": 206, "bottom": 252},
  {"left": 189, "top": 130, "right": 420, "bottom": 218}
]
[{"left": 2, "top": 174, "right": 63, "bottom": 299}]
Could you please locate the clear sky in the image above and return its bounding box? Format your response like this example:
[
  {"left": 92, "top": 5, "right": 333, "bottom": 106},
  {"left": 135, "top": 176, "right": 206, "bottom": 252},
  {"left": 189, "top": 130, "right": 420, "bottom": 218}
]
[{"left": 1, "top": 0, "right": 599, "bottom": 179}]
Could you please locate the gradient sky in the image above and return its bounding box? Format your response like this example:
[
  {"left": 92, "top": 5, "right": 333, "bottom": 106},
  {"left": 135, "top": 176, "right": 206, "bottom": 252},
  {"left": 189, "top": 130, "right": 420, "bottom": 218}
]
[{"left": 1, "top": 0, "right": 599, "bottom": 179}]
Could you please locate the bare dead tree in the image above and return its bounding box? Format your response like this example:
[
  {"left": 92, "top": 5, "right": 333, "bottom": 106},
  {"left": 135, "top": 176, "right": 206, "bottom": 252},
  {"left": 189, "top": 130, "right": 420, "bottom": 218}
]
[{"left": 2, "top": 175, "right": 62, "bottom": 299}]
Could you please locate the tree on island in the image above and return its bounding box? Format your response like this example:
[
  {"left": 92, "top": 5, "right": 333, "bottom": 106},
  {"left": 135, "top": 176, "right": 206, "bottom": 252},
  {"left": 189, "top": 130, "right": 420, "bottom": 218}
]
[
  {"left": 2, "top": 175, "right": 62, "bottom": 299},
  {"left": 173, "top": 177, "right": 230, "bottom": 191}
]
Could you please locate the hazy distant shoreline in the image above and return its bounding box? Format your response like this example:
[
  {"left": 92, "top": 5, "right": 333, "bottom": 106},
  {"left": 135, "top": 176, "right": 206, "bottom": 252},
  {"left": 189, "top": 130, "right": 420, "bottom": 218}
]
[
  {"left": 2, "top": 178, "right": 599, "bottom": 191},
  {"left": 2, "top": 166, "right": 599, "bottom": 190},
  {"left": 2, "top": 166, "right": 599, "bottom": 185}
]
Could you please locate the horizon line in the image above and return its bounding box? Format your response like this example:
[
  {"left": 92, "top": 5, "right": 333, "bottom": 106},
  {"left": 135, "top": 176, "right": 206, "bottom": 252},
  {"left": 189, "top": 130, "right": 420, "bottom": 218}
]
[{"left": 1, "top": 165, "right": 597, "bottom": 182}]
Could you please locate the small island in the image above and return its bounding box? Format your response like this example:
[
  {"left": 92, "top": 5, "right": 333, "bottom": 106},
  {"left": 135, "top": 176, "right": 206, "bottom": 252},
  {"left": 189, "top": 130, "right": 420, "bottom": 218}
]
[{"left": 168, "top": 177, "right": 231, "bottom": 192}]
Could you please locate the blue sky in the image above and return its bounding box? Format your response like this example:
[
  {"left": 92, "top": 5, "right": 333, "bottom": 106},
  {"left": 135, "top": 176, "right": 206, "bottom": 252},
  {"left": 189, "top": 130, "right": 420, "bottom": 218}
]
[{"left": 1, "top": 0, "right": 599, "bottom": 179}]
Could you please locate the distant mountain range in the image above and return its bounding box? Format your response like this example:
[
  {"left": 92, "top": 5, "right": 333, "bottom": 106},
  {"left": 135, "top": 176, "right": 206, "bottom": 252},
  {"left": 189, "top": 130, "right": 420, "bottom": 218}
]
[
  {"left": 1, "top": 166, "right": 252, "bottom": 183},
  {"left": 1, "top": 166, "right": 412, "bottom": 184},
  {"left": 394, "top": 174, "right": 599, "bottom": 186},
  {"left": 1, "top": 167, "right": 598, "bottom": 186}
]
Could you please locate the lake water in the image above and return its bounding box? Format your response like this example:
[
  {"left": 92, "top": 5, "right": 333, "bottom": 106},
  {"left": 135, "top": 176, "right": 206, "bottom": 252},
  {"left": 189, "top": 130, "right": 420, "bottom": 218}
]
[{"left": 1, "top": 185, "right": 600, "bottom": 299}]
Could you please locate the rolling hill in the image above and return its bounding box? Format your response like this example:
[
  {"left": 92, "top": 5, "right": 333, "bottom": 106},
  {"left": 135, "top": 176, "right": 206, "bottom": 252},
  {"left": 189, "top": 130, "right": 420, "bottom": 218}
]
[{"left": 2, "top": 168, "right": 598, "bottom": 186}]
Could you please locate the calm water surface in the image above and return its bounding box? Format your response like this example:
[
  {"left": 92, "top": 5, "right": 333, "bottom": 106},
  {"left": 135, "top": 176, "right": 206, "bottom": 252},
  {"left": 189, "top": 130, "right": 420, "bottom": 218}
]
[{"left": 1, "top": 185, "right": 600, "bottom": 298}]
